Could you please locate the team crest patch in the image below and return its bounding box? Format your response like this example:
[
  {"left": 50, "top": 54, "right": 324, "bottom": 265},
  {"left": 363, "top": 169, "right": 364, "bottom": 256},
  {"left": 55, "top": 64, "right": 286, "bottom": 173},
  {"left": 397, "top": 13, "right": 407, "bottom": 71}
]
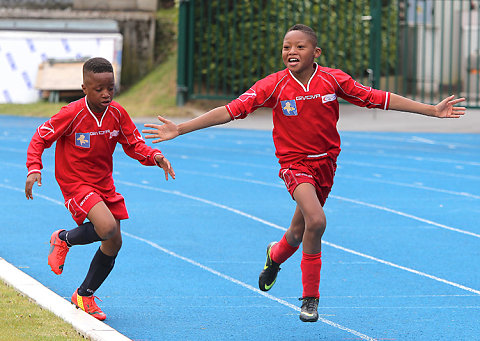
[
  {"left": 281, "top": 100, "right": 298, "bottom": 116},
  {"left": 75, "top": 133, "right": 90, "bottom": 148}
]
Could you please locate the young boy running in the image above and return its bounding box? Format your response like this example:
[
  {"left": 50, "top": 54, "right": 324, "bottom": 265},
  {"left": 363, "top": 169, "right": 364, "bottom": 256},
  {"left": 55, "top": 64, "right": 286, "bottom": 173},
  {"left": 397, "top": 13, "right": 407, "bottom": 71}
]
[
  {"left": 25, "top": 57, "right": 175, "bottom": 320},
  {"left": 142, "top": 24, "right": 466, "bottom": 322}
]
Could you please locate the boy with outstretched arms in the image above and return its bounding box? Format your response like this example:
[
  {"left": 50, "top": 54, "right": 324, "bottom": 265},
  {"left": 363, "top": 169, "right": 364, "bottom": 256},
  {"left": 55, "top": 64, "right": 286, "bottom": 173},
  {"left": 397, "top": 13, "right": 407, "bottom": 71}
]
[{"left": 142, "top": 24, "right": 465, "bottom": 322}]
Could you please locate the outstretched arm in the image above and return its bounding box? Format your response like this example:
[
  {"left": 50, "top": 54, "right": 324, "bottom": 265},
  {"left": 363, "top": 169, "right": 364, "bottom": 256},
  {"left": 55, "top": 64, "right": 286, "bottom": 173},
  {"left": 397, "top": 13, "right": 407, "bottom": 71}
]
[
  {"left": 143, "top": 106, "right": 232, "bottom": 143},
  {"left": 389, "top": 94, "right": 466, "bottom": 118}
]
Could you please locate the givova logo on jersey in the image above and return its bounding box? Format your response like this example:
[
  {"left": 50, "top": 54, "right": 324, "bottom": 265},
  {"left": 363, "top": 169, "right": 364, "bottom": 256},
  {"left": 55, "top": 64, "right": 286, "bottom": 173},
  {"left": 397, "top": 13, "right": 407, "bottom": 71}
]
[
  {"left": 75, "top": 133, "right": 90, "bottom": 148},
  {"left": 281, "top": 100, "right": 298, "bottom": 116}
]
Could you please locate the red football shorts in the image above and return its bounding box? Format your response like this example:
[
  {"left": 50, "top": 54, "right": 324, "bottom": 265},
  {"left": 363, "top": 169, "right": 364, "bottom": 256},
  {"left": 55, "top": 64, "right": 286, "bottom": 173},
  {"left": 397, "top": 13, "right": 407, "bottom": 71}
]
[
  {"left": 279, "top": 156, "right": 337, "bottom": 206},
  {"left": 64, "top": 187, "right": 129, "bottom": 225}
]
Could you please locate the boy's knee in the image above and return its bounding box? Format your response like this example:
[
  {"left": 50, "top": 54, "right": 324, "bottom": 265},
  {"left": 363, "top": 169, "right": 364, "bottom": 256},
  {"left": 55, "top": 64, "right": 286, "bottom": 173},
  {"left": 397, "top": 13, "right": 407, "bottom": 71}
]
[
  {"left": 101, "top": 232, "right": 122, "bottom": 255},
  {"left": 308, "top": 215, "right": 326, "bottom": 236},
  {"left": 96, "top": 221, "right": 118, "bottom": 240},
  {"left": 289, "top": 229, "right": 304, "bottom": 245}
]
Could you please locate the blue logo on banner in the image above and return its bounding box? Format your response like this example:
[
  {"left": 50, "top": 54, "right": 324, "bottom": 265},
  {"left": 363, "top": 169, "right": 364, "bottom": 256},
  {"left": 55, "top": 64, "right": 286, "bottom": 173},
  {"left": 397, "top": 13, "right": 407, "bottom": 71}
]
[
  {"left": 75, "top": 133, "right": 90, "bottom": 148},
  {"left": 3, "top": 90, "right": 12, "bottom": 103},
  {"left": 281, "top": 100, "right": 298, "bottom": 116},
  {"left": 22, "top": 71, "right": 32, "bottom": 89},
  {"left": 6, "top": 52, "right": 16, "bottom": 71},
  {"left": 26, "top": 39, "right": 35, "bottom": 52},
  {"left": 61, "top": 39, "right": 71, "bottom": 53}
]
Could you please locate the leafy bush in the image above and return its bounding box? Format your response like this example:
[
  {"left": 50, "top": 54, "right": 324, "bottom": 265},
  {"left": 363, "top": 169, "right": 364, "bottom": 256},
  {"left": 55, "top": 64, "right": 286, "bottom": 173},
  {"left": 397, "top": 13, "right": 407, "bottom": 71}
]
[{"left": 190, "top": 0, "right": 398, "bottom": 97}]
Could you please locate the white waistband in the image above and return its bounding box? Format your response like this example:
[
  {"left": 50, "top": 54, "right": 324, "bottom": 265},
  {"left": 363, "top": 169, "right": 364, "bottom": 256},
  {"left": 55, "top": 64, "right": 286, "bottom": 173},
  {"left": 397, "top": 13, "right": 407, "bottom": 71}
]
[{"left": 306, "top": 153, "right": 328, "bottom": 158}]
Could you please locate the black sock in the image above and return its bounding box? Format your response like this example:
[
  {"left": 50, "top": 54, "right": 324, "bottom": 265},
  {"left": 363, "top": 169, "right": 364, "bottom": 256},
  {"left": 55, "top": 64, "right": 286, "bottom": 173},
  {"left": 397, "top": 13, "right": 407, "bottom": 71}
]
[
  {"left": 78, "top": 247, "right": 116, "bottom": 297},
  {"left": 58, "top": 222, "right": 102, "bottom": 247}
]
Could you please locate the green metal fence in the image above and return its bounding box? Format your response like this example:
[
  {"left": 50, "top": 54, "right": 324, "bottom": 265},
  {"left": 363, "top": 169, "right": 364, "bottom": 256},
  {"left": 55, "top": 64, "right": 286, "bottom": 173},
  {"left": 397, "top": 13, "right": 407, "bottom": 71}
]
[{"left": 177, "top": 0, "right": 480, "bottom": 108}]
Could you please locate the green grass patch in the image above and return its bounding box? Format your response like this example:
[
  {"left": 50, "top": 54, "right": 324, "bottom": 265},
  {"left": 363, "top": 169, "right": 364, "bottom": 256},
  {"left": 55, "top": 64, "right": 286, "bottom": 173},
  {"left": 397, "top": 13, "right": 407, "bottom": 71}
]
[
  {"left": 0, "top": 102, "right": 69, "bottom": 118},
  {"left": 0, "top": 280, "right": 85, "bottom": 340},
  {"left": 116, "top": 52, "right": 180, "bottom": 117}
]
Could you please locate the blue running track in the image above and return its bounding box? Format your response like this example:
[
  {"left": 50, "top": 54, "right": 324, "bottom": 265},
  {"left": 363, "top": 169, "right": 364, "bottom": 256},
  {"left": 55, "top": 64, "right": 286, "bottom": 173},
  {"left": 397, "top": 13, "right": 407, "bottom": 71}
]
[{"left": 1, "top": 115, "right": 479, "bottom": 340}]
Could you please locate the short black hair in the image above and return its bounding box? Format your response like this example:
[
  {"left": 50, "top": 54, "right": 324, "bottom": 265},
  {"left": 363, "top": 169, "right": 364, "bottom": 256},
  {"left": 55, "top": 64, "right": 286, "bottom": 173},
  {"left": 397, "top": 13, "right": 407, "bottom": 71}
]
[
  {"left": 287, "top": 24, "right": 318, "bottom": 47},
  {"left": 83, "top": 57, "right": 113, "bottom": 74}
]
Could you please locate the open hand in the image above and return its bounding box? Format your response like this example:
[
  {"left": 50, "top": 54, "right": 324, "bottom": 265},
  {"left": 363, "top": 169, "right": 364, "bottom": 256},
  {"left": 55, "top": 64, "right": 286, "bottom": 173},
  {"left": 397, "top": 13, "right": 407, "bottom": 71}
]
[
  {"left": 435, "top": 95, "right": 466, "bottom": 118},
  {"left": 143, "top": 116, "right": 179, "bottom": 143}
]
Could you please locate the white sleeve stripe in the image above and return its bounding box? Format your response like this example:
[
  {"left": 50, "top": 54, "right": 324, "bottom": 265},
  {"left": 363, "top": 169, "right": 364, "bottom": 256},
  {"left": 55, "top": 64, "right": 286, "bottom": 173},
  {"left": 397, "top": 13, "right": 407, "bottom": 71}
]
[{"left": 27, "top": 169, "right": 41, "bottom": 176}]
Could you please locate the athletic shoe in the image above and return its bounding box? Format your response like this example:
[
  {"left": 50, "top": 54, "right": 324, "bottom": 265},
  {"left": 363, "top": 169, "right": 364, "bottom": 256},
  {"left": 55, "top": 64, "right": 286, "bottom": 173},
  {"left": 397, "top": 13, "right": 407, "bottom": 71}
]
[
  {"left": 258, "top": 241, "right": 281, "bottom": 291},
  {"left": 47, "top": 229, "right": 69, "bottom": 275},
  {"left": 299, "top": 297, "right": 319, "bottom": 322},
  {"left": 71, "top": 289, "right": 106, "bottom": 321}
]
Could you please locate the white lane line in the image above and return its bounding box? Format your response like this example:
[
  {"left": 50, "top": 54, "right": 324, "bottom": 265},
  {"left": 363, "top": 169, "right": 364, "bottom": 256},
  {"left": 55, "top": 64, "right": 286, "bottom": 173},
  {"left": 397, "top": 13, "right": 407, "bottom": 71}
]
[
  {"left": 338, "top": 174, "right": 480, "bottom": 199},
  {"left": 0, "top": 183, "right": 64, "bottom": 205},
  {"left": 342, "top": 150, "right": 480, "bottom": 166},
  {"left": 322, "top": 241, "right": 480, "bottom": 295},
  {"left": 341, "top": 132, "right": 478, "bottom": 151},
  {"left": 339, "top": 160, "right": 480, "bottom": 181},
  {"left": 331, "top": 195, "right": 480, "bottom": 239},
  {"left": 115, "top": 180, "right": 480, "bottom": 296},
  {"left": 410, "top": 136, "right": 436, "bottom": 144},
  {"left": 122, "top": 232, "right": 377, "bottom": 341}
]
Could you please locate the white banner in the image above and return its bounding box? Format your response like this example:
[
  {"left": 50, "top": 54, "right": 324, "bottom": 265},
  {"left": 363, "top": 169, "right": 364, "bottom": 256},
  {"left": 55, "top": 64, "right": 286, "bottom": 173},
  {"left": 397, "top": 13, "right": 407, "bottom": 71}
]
[{"left": 0, "top": 30, "right": 122, "bottom": 103}]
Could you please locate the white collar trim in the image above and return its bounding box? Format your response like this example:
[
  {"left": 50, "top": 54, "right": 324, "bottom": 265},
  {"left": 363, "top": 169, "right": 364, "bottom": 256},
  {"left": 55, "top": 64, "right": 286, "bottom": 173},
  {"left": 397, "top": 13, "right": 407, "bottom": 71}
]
[
  {"left": 288, "top": 63, "right": 318, "bottom": 92},
  {"left": 85, "top": 96, "right": 109, "bottom": 127}
]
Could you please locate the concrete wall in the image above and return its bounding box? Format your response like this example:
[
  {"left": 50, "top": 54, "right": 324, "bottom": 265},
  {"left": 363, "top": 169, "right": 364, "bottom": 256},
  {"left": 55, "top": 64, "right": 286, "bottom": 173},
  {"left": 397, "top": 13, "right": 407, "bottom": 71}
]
[
  {"left": 73, "top": 0, "right": 157, "bottom": 12},
  {"left": 0, "top": 0, "right": 158, "bottom": 11},
  {"left": 0, "top": 0, "right": 73, "bottom": 9},
  {"left": 0, "top": 5, "right": 159, "bottom": 89}
]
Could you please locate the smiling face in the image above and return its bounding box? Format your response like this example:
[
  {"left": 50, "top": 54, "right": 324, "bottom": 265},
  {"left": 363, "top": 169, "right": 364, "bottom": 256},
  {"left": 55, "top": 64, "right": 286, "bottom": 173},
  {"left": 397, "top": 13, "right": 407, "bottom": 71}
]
[
  {"left": 81, "top": 71, "right": 115, "bottom": 113},
  {"left": 282, "top": 30, "right": 322, "bottom": 84}
]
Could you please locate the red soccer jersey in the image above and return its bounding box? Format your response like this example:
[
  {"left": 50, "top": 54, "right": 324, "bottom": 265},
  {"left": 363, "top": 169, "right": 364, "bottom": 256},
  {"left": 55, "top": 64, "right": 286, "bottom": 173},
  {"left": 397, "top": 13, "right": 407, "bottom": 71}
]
[
  {"left": 26, "top": 97, "right": 162, "bottom": 200},
  {"left": 226, "top": 64, "right": 390, "bottom": 166}
]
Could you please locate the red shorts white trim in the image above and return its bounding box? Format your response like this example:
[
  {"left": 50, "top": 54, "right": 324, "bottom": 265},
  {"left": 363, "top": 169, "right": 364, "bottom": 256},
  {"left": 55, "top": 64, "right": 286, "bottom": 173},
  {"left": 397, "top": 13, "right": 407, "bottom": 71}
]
[
  {"left": 64, "top": 188, "right": 128, "bottom": 225},
  {"left": 279, "top": 156, "right": 336, "bottom": 206}
]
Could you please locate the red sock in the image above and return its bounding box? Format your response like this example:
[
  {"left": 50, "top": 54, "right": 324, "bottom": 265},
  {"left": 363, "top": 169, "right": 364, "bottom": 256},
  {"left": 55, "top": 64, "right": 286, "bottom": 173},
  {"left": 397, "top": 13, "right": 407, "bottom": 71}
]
[
  {"left": 270, "top": 234, "right": 299, "bottom": 264},
  {"left": 301, "top": 251, "right": 322, "bottom": 298}
]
